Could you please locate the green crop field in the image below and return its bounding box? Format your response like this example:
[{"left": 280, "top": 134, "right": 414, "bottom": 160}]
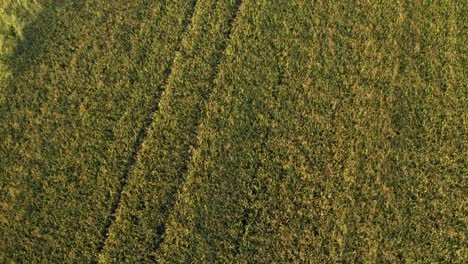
[{"left": 1, "top": 0, "right": 466, "bottom": 263}]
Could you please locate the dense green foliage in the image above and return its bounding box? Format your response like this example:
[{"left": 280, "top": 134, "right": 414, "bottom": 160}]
[{"left": 1, "top": 0, "right": 466, "bottom": 262}]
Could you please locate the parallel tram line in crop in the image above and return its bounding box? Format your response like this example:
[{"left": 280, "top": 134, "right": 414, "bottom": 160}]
[
  {"left": 1, "top": 1, "right": 199, "bottom": 262},
  {"left": 98, "top": 0, "right": 244, "bottom": 262},
  {"left": 95, "top": 0, "right": 198, "bottom": 257},
  {"left": 156, "top": 1, "right": 294, "bottom": 261},
  {"left": 153, "top": 0, "right": 244, "bottom": 253},
  {"left": 0, "top": 0, "right": 465, "bottom": 262}
]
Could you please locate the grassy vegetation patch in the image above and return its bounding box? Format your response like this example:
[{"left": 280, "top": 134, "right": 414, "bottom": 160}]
[
  {"left": 1, "top": 0, "right": 196, "bottom": 262},
  {"left": 98, "top": 0, "right": 243, "bottom": 262},
  {"left": 157, "top": 0, "right": 466, "bottom": 262},
  {"left": 0, "top": 0, "right": 44, "bottom": 103},
  {"left": 1, "top": 0, "right": 466, "bottom": 262}
]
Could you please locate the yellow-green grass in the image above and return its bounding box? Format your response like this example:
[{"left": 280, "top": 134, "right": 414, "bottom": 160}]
[
  {"left": 98, "top": 0, "right": 242, "bottom": 262},
  {"left": 157, "top": 0, "right": 466, "bottom": 262},
  {"left": 0, "top": 0, "right": 44, "bottom": 103},
  {"left": 0, "top": 0, "right": 466, "bottom": 262},
  {"left": 1, "top": 0, "right": 196, "bottom": 262},
  {"left": 0, "top": 0, "right": 44, "bottom": 58}
]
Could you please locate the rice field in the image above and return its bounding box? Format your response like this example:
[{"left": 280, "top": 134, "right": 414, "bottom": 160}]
[{"left": 1, "top": 0, "right": 466, "bottom": 263}]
